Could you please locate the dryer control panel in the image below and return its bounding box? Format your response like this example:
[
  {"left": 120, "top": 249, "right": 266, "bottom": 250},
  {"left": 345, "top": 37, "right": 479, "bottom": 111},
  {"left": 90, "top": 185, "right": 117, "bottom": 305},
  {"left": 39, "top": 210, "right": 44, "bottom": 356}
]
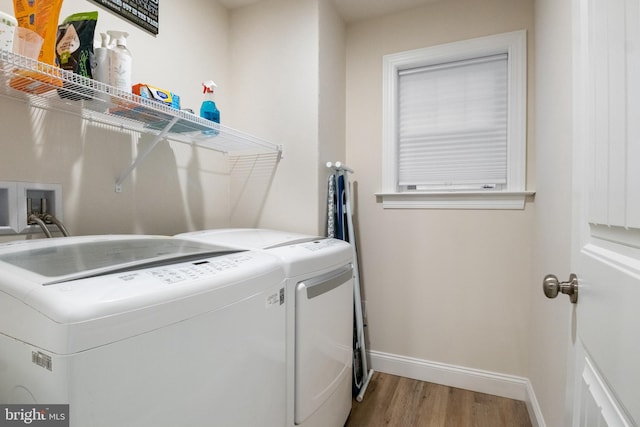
[{"left": 299, "top": 238, "right": 345, "bottom": 252}]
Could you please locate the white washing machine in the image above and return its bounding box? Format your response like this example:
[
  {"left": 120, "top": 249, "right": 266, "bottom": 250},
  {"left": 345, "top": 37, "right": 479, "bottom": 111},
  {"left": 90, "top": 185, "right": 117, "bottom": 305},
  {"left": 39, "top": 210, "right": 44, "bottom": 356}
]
[
  {"left": 175, "top": 229, "right": 353, "bottom": 427},
  {"left": 0, "top": 235, "right": 287, "bottom": 427}
]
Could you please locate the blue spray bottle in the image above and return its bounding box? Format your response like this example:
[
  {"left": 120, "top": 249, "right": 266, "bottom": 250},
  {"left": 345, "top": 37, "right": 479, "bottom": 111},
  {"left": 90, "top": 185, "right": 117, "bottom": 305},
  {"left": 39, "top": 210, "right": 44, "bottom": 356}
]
[{"left": 200, "top": 80, "right": 220, "bottom": 135}]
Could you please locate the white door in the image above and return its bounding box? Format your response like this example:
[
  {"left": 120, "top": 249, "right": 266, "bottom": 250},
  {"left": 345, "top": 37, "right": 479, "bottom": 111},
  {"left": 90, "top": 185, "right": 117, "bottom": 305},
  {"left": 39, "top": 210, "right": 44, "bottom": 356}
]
[{"left": 570, "top": 0, "right": 640, "bottom": 424}]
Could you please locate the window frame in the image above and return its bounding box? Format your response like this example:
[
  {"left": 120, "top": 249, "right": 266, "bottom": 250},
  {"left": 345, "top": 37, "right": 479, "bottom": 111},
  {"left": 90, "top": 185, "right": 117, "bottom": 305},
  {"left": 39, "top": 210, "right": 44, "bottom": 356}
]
[{"left": 379, "top": 30, "right": 532, "bottom": 209}]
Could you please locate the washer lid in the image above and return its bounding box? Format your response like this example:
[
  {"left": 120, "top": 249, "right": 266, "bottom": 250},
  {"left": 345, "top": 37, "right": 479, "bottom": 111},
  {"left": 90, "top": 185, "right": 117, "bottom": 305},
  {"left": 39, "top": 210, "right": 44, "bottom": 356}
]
[{"left": 0, "top": 235, "right": 238, "bottom": 286}]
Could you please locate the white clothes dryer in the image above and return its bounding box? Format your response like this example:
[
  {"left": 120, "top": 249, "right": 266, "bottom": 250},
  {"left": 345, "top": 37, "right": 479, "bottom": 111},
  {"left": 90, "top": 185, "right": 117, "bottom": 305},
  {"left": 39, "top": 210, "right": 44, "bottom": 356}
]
[
  {"left": 175, "top": 228, "right": 353, "bottom": 427},
  {"left": 0, "top": 235, "right": 287, "bottom": 427}
]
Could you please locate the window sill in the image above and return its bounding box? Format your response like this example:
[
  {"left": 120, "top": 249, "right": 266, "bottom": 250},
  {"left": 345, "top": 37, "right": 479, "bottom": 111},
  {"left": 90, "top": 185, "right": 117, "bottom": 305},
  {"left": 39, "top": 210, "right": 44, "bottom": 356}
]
[{"left": 375, "top": 191, "right": 536, "bottom": 210}]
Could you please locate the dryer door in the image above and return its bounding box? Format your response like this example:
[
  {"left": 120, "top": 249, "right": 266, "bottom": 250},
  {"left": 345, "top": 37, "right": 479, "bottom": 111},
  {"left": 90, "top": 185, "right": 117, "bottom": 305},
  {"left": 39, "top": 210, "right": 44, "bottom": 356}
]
[{"left": 294, "top": 265, "right": 353, "bottom": 425}]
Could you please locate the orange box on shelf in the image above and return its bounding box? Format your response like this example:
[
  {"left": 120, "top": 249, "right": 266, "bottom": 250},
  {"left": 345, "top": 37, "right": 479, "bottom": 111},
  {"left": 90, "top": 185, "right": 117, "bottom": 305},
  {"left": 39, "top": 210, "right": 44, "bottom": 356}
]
[{"left": 9, "top": 66, "right": 63, "bottom": 95}]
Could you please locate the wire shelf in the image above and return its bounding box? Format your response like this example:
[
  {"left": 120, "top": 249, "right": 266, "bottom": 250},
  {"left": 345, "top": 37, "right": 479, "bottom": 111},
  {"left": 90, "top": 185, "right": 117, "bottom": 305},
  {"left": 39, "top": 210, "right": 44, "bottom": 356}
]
[{"left": 0, "top": 48, "right": 282, "bottom": 168}]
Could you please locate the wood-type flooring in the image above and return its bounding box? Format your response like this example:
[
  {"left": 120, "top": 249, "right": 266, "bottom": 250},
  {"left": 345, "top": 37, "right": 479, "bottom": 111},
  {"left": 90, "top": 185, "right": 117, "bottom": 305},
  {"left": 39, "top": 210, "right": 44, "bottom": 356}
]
[{"left": 344, "top": 372, "right": 532, "bottom": 427}]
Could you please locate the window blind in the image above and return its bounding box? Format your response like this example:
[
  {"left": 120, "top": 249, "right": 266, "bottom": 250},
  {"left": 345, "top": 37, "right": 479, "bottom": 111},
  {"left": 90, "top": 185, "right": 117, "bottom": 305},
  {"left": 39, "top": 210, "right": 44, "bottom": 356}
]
[{"left": 397, "top": 53, "right": 508, "bottom": 189}]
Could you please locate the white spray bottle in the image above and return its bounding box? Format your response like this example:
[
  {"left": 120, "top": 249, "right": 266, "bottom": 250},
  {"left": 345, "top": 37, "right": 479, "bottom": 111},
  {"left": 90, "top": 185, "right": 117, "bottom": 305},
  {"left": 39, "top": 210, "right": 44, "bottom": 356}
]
[
  {"left": 93, "top": 32, "right": 110, "bottom": 85},
  {"left": 107, "top": 31, "right": 132, "bottom": 92}
]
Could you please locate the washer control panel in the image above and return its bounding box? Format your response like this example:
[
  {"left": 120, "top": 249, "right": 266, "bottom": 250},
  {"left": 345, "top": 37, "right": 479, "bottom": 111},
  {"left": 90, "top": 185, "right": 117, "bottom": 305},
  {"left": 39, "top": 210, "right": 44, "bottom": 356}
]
[{"left": 117, "top": 253, "right": 255, "bottom": 285}]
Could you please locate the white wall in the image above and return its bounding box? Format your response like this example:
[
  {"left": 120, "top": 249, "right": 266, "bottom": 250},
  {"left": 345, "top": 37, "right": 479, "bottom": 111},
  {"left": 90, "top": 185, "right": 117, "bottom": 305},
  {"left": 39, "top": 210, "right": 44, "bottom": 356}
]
[
  {"left": 227, "top": 0, "right": 319, "bottom": 234},
  {"left": 228, "top": 0, "right": 345, "bottom": 236},
  {"left": 318, "top": 0, "right": 346, "bottom": 234},
  {"left": 0, "top": 0, "right": 233, "bottom": 238},
  {"left": 345, "top": 0, "right": 535, "bottom": 377},
  {"left": 530, "top": 0, "right": 575, "bottom": 425}
]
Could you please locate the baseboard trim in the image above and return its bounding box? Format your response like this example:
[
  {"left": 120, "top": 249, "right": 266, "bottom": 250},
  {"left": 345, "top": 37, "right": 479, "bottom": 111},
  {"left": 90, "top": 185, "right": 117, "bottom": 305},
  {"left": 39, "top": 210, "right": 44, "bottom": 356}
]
[
  {"left": 368, "top": 350, "right": 546, "bottom": 427},
  {"left": 525, "top": 378, "right": 546, "bottom": 427}
]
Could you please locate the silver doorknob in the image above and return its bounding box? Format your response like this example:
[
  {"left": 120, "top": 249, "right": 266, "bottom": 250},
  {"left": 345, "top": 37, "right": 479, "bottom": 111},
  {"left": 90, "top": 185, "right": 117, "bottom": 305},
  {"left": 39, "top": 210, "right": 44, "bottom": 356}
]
[{"left": 543, "top": 273, "right": 578, "bottom": 303}]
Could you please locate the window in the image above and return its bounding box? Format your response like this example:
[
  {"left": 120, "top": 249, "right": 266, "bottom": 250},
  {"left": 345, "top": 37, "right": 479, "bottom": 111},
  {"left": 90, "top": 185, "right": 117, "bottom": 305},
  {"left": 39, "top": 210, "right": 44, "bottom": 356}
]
[{"left": 380, "top": 30, "right": 530, "bottom": 209}]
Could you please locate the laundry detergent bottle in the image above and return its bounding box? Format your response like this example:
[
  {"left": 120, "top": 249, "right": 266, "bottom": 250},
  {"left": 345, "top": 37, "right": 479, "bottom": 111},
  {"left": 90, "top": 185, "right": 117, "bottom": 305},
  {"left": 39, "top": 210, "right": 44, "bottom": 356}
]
[
  {"left": 108, "top": 31, "right": 132, "bottom": 92},
  {"left": 200, "top": 80, "right": 220, "bottom": 135}
]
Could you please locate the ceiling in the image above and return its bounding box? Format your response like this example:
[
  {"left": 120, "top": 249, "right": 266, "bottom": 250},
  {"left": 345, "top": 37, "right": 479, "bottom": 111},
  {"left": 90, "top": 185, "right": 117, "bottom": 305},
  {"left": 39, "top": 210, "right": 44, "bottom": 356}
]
[{"left": 217, "top": 0, "right": 442, "bottom": 23}]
